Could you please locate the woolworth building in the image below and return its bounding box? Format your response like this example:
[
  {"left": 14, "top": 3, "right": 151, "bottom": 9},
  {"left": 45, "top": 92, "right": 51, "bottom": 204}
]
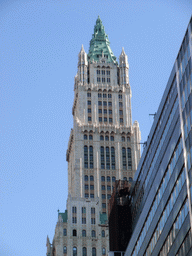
[{"left": 46, "top": 16, "right": 141, "bottom": 256}]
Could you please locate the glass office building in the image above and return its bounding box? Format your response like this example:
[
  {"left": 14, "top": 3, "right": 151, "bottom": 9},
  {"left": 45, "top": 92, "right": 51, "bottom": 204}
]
[{"left": 124, "top": 17, "right": 192, "bottom": 256}]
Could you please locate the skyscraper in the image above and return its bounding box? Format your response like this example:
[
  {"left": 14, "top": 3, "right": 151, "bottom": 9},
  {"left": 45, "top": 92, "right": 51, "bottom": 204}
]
[
  {"left": 121, "top": 17, "right": 192, "bottom": 256},
  {"left": 46, "top": 16, "right": 141, "bottom": 256}
]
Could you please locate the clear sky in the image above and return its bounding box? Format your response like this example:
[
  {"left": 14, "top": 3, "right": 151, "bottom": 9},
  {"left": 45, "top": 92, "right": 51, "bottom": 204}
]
[{"left": 0, "top": 0, "right": 191, "bottom": 255}]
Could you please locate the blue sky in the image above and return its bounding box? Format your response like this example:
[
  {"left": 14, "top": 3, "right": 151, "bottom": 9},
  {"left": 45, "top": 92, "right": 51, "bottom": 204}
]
[{"left": 0, "top": 0, "right": 191, "bottom": 255}]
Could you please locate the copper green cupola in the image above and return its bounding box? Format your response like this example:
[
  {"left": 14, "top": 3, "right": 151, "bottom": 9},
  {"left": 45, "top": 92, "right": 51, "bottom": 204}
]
[{"left": 88, "top": 16, "right": 117, "bottom": 64}]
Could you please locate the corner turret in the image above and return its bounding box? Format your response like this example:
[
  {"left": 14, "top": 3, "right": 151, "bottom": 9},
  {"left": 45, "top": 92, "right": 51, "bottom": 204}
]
[
  {"left": 119, "top": 47, "right": 129, "bottom": 86},
  {"left": 78, "top": 44, "right": 88, "bottom": 85}
]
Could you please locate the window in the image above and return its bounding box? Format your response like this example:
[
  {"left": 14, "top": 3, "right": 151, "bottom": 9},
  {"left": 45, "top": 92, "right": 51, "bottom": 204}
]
[
  {"left": 84, "top": 146, "right": 88, "bottom": 168},
  {"left": 97, "top": 70, "right": 100, "bottom": 75},
  {"left": 89, "top": 146, "right": 94, "bottom": 169},
  {"left": 103, "top": 93, "right": 107, "bottom": 98},
  {"left": 109, "top": 109, "right": 112, "bottom": 115},
  {"left": 72, "top": 206, "right": 77, "bottom": 213},
  {"left": 105, "top": 136, "right": 109, "bottom": 141},
  {"left": 107, "top": 176, "right": 110, "bottom": 182},
  {"left": 98, "top": 109, "right": 102, "bottom": 114},
  {"left": 91, "top": 207, "right": 95, "bottom": 214},
  {"left": 112, "top": 176, "right": 116, "bottom": 182},
  {"left": 89, "top": 135, "right": 93, "bottom": 140},
  {"left": 102, "top": 70, "right": 105, "bottom": 75},
  {"left": 84, "top": 175, "right": 88, "bottom": 181},
  {"left": 119, "top": 94, "right": 122, "bottom": 99},
  {"left": 88, "top": 108, "right": 91, "bottom": 113},
  {"left": 107, "top": 71, "right": 110, "bottom": 75},
  {"left": 106, "top": 147, "right": 110, "bottom": 169},
  {"left": 107, "top": 194, "right": 111, "bottom": 199},
  {"left": 102, "top": 185, "right": 105, "bottom": 190},
  {"left": 90, "top": 193, "right": 94, "bottom": 198},
  {"left": 87, "top": 93, "right": 91, "bottom": 97},
  {"left": 102, "top": 203, "right": 106, "bottom": 208},
  {"left": 82, "top": 207, "right": 86, "bottom": 214},
  {"left": 73, "top": 246, "right": 77, "bottom": 256},
  {"left": 104, "top": 109, "right": 107, "bottom": 114},
  {"left": 92, "top": 247, "right": 96, "bottom": 256},
  {"left": 109, "top": 118, "right": 112, "bottom": 123},
  {"left": 108, "top": 93, "right": 112, "bottom": 98},
  {"left": 102, "top": 194, "right": 106, "bottom": 199},
  {"left": 72, "top": 217, "right": 77, "bottom": 223},
  {"left": 104, "top": 117, "right": 107, "bottom": 122},
  {"left": 98, "top": 101, "right": 102, "bottom": 106},
  {"left": 121, "top": 136, "right": 125, "bottom": 142},
  {"left": 100, "top": 135, "right": 104, "bottom": 141},
  {"left": 101, "top": 146, "right": 105, "bottom": 169},
  {"left": 84, "top": 134, "right": 87, "bottom": 140},
  {"left": 129, "top": 177, "right": 133, "bottom": 182},
  {"left": 82, "top": 230, "right": 86, "bottom": 237},
  {"left": 122, "top": 147, "right": 127, "bottom": 169},
  {"left": 85, "top": 193, "right": 89, "bottom": 198},
  {"left": 119, "top": 110, "right": 123, "bottom": 115},
  {"left": 90, "top": 185, "right": 94, "bottom": 190},
  {"left": 98, "top": 93, "right": 102, "bottom": 98},
  {"left": 123, "top": 177, "right": 127, "bottom": 181},
  {"left": 91, "top": 218, "right": 96, "bottom": 224},
  {"left": 85, "top": 185, "right": 88, "bottom": 190},
  {"left": 73, "top": 230, "right": 77, "bottom": 237},
  {"left": 82, "top": 218, "right": 86, "bottom": 224},
  {"left": 127, "top": 147, "right": 132, "bottom": 169},
  {"left": 63, "top": 246, "right": 67, "bottom": 254},
  {"left": 88, "top": 116, "right": 92, "bottom": 121},
  {"left": 97, "top": 77, "right": 100, "bottom": 82},
  {"left": 127, "top": 137, "right": 130, "bottom": 141},
  {"left": 92, "top": 230, "right": 96, "bottom": 237},
  {"left": 102, "top": 230, "right": 105, "bottom": 237},
  {"left": 63, "top": 228, "right": 67, "bottom": 236},
  {"left": 111, "top": 147, "right": 115, "bottom": 169},
  {"left": 99, "top": 117, "right": 102, "bottom": 122},
  {"left": 108, "top": 101, "right": 112, "bottom": 106},
  {"left": 101, "top": 176, "right": 105, "bottom": 182},
  {"left": 102, "top": 248, "right": 106, "bottom": 255},
  {"left": 119, "top": 102, "right": 123, "bottom": 107},
  {"left": 88, "top": 101, "right": 91, "bottom": 105},
  {"left": 120, "top": 118, "right": 123, "bottom": 123},
  {"left": 107, "top": 185, "right": 111, "bottom": 191},
  {"left": 90, "top": 175, "right": 94, "bottom": 181},
  {"left": 102, "top": 77, "right": 105, "bottom": 83},
  {"left": 82, "top": 247, "right": 87, "bottom": 256},
  {"left": 107, "top": 78, "right": 110, "bottom": 83},
  {"left": 110, "top": 136, "right": 114, "bottom": 141},
  {"left": 103, "top": 101, "right": 107, "bottom": 106}
]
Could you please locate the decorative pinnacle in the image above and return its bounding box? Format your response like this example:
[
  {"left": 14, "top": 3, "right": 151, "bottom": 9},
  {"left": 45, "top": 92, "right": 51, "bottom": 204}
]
[
  {"left": 121, "top": 47, "right": 126, "bottom": 55},
  {"left": 81, "top": 44, "right": 85, "bottom": 52}
]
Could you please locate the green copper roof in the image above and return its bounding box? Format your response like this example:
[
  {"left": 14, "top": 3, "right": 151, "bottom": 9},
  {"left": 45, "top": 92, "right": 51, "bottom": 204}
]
[
  {"left": 88, "top": 16, "right": 117, "bottom": 64},
  {"left": 100, "top": 212, "right": 108, "bottom": 224},
  {"left": 58, "top": 210, "right": 68, "bottom": 222}
]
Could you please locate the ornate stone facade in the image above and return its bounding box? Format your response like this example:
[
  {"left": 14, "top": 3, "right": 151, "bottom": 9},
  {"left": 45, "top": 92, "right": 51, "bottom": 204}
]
[{"left": 47, "top": 16, "right": 141, "bottom": 256}]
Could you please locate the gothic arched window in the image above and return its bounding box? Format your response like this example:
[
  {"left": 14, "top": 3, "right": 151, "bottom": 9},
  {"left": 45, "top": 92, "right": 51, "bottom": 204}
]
[
  {"left": 92, "top": 247, "right": 96, "bottom": 256},
  {"left": 122, "top": 147, "right": 127, "bottom": 169},
  {"left": 102, "top": 230, "right": 105, "bottom": 237},
  {"left": 73, "top": 246, "right": 77, "bottom": 256},
  {"left": 127, "top": 147, "right": 132, "bottom": 169},
  {"left": 111, "top": 147, "right": 115, "bottom": 169},
  {"left": 82, "top": 247, "right": 87, "bottom": 256},
  {"left": 63, "top": 246, "right": 67, "bottom": 254}
]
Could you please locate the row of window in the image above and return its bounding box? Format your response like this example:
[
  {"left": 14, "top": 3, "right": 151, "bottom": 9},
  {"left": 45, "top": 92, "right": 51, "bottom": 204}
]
[
  {"left": 98, "top": 101, "right": 112, "bottom": 106},
  {"left": 85, "top": 193, "right": 94, "bottom": 198},
  {"left": 100, "top": 146, "right": 115, "bottom": 169},
  {"left": 101, "top": 185, "right": 112, "bottom": 191},
  {"left": 98, "top": 93, "right": 112, "bottom": 98},
  {"left": 97, "top": 77, "right": 110, "bottom": 83},
  {"left": 100, "top": 135, "right": 114, "bottom": 141},
  {"left": 99, "top": 117, "right": 113, "bottom": 123},
  {"left": 101, "top": 176, "right": 116, "bottom": 182},
  {"left": 84, "top": 175, "right": 94, "bottom": 181},
  {"left": 84, "top": 146, "right": 94, "bottom": 169},
  {"left": 85, "top": 185, "right": 94, "bottom": 190},
  {"left": 63, "top": 228, "right": 105, "bottom": 237},
  {"left": 72, "top": 217, "right": 96, "bottom": 224},
  {"left": 97, "top": 70, "right": 110, "bottom": 75},
  {"left": 63, "top": 246, "right": 105, "bottom": 256},
  {"left": 98, "top": 109, "right": 112, "bottom": 114},
  {"left": 72, "top": 206, "right": 95, "bottom": 214},
  {"left": 122, "top": 147, "right": 132, "bottom": 169},
  {"left": 84, "top": 134, "right": 93, "bottom": 140}
]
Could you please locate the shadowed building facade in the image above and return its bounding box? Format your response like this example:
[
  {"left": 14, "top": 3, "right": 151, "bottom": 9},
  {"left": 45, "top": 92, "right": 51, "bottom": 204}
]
[{"left": 46, "top": 16, "right": 141, "bottom": 256}]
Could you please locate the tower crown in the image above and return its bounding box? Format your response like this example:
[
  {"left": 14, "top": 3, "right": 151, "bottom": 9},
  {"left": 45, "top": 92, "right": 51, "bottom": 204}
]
[{"left": 88, "top": 16, "right": 117, "bottom": 64}]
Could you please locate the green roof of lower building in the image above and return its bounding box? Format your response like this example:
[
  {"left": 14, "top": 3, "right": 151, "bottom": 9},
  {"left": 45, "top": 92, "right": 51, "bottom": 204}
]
[{"left": 58, "top": 210, "right": 67, "bottom": 222}]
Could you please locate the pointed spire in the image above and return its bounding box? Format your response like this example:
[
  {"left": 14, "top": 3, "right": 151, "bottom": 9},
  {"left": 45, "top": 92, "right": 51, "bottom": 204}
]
[
  {"left": 121, "top": 47, "right": 126, "bottom": 55},
  {"left": 81, "top": 44, "right": 85, "bottom": 52},
  {"left": 88, "top": 16, "right": 117, "bottom": 64}
]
